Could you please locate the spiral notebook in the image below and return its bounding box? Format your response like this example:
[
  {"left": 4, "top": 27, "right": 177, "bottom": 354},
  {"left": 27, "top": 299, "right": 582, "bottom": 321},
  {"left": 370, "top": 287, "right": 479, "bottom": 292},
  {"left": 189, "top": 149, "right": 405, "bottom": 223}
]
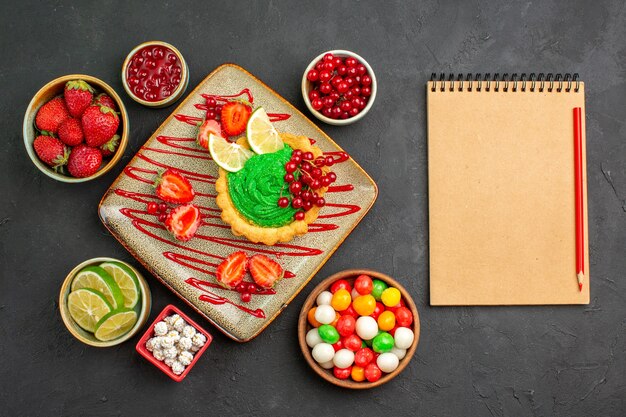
[{"left": 427, "top": 73, "right": 590, "bottom": 305}]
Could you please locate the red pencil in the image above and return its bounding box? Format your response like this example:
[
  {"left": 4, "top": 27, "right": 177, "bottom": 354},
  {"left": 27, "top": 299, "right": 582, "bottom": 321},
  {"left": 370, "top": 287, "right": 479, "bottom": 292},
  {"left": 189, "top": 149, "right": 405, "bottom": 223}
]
[{"left": 574, "top": 107, "right": 584, "bottom": 291}]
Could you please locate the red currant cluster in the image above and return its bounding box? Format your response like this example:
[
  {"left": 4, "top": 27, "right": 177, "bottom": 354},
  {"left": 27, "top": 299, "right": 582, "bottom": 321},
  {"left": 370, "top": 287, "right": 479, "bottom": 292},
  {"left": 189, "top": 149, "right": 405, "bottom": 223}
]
[
  {"left": 278, "top": 149, "right": 340, "bottom": 220},
  {"left": 307, "top": 53, "right": 373, "bottom": 120},
  {"left": 204, "top": 97, "right": 223, "bottom": 120},
  {"left": 147, "top": 201, "right": 169, "bottom": 222},
  {"left": 234, "top": 281, "right": 259, "bottom": 303}
]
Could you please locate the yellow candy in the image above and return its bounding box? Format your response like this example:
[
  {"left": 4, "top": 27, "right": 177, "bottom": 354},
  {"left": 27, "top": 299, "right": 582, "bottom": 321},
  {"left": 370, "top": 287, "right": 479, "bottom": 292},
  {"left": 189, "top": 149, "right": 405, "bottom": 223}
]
[
  {"left": 377, "top": 311, "right": 396, "bottom": 331},
  {"left": 331, "top": 289, "right": 351, "bottom": 311},
  {"left": 381, "top": 287, "right": 401, "bottom": 307},
  {"left": 351, "top": 366, "right": 365, "bottom": 382},
  {"left": 352, "top": 294, "right": 376, "bottom": 316}
]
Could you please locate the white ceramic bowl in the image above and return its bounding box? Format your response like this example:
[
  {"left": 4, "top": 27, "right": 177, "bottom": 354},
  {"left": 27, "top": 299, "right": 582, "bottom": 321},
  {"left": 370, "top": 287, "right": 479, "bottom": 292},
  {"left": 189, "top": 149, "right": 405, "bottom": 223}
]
[{"left": 301, "top": 50, "right": 377, "bottom": 126}]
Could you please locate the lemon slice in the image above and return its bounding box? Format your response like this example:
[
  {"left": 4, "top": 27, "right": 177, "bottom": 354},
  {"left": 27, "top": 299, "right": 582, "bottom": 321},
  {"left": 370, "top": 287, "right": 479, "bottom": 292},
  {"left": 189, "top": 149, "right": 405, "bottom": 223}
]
[
  {"left": 246, "top": 107, "right": 283, "bottom": 154},
  {"left": 71, "top": 266, "right": 125, "bottom": 310},
  {"left": 67, "top": 288, "right": 112, "bottom": 333},
  {"left": 100, "top": 261, "right": 141, "bottom": 309},
  {"left": 209, "top": 133, "right": 254, "bottom": 172},
  {"left": 94, "top": 310, "right": 138, "bottom": 341}
]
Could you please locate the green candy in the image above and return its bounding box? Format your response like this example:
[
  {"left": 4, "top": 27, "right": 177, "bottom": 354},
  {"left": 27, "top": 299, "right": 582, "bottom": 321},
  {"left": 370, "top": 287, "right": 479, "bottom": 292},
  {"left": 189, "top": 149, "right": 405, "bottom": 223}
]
[
  {"left": 372, "top": 332, "right": 394, "bottom": 353},
  {"left": 371, "top": 279, "right": 388, "bottom": 301},
  {"left": 364, "top": 331, "right": 382, "bottom": 347},
  {"left": 318, "top": 324, "right": 340, "bottom": 344}
]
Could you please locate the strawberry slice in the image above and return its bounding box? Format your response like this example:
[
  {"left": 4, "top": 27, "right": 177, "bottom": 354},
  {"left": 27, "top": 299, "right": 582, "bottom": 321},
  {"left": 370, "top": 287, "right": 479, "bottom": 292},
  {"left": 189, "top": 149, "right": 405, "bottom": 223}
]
[
  {"left": 221, "top": 101, "right": 252, "bottom": 136},
  {"left": 154, "top": 169, "right": 195, "bottom": 203},
  {"left": 248, "top": 255, "right": 284, "bottom": 289},
  {"left": 216, "top": 252, "right": 247, "bottom": 288},
  {"left": 164, "top": 204, "right": 202, "bottom": 242},
  {"left": 197, "top": 119, "right": 223, "bottom": 150}
]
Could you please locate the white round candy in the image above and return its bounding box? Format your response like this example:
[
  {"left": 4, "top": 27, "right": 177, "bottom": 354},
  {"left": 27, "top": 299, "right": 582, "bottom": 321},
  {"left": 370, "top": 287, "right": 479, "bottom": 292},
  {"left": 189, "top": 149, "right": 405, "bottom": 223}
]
[
  {"left": 356, "top": 316, "right": 379, "bottom": 340},
  {"left": 316, "top": 291, "right": 333, "bottom": 306},
  {"left": 306, "top": 328, "right": 323, "bottom": 348},
  {"left": 178, "top": 336, "right": 192, "bottom": 352},
  {"left": 154, "top": 321, "right": 168, "bottom": 336},
  {"left": 377, "top": 352, "right": 400, "bottom": 373},
  {"left": 145, "top": 338, "right": 157, "bottom": 352},
  {"left": 178, "top": 351, "right": 194, "bottom": 366},
  {"left": 391, "top": 346, "right": 407, "bottom": 360},
  {"left": 182, "top": 325, "right": 196, "bottom": 339},
  {"left": 394, "top": 327, "right": 414, "bottom": 349},
  {"left": 312, "top": 343, "right": 335, "bottom": 363},
  {"left": 319, "top": 360, "right": 334, "bottom": 369},
  {"left": 171, "top": 360, "right": 185, "bottom": 375},
  {"left": 333, "top": 349, "right": 355, "bottom": 369},
  {"left": 314, "top": 305, "right": 336, "bottom": 325},
  {"left": 192, "top": 333, "right": 207, "bottom": 348}
]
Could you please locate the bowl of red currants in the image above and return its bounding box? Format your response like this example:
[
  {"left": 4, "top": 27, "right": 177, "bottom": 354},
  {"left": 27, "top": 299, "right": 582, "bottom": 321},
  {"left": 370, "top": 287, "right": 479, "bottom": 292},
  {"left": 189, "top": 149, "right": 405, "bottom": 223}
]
[
  {"left": 298, "top": 269, "right": 420, "bottom": 389},
  {"left": 302, "top": 50, "right": 377, "bottom": 125}
]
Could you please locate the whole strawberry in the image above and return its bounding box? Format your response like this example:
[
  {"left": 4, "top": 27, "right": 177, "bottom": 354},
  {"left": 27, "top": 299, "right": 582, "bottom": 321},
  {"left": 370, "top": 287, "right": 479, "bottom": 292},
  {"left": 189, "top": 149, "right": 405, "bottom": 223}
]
[
  {"left": 35, "top": 97, "right": 70, "bottom": 133},
  {"left": 33, "top": 134, "right": 70, "bottom": 170},
  {"left": 100, "top": 134, "right": 120, "bottom": 157},
  {"left": 82, "top": 105, "right": 120, "bottom": 147},
  {"left": 94, "top": 93, "right": 117, "bottom": 111},
  {"left": 57, "top": 118, "right": 84, "bottom": 146},
  {"left": 64, "top": 80, "right": 95, "bottom": 117},
  {"left": 67, "top": 145, "right": 102, "bottom": 178}
]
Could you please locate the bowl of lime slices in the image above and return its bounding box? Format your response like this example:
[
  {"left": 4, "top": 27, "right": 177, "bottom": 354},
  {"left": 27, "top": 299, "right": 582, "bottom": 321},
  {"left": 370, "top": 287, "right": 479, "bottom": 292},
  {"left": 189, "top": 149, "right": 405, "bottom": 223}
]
[{"left": 59, "top": 257, "right": 151, "bottom": 347}]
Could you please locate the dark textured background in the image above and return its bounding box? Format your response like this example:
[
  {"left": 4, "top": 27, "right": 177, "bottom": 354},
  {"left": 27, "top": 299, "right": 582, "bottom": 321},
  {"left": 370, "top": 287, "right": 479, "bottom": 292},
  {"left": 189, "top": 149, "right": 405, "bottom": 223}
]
[{"left": 1, "top": 1, "right": 625, "bottom": 416}]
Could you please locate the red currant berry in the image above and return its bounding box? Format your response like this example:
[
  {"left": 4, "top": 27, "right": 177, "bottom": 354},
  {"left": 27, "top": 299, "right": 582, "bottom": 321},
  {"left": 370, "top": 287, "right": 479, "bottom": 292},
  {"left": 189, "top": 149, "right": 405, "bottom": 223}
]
[
  {"left": 215, "top": 104, "right": 223, "bottom": 113},
  {"left": 345, "top": 57, "right": 358, "bottom": 67},
  {"left": 292, "top": 197, "right": 303, "bottom": 209},
  {"left": 319, "top": 70, "right": 332, "bottom": 83},
  {"left": 301, "top": 190, "right": 312, "bottom": 201},
  {"left": 361, "top": 86, "right": 372, "bottom": 97},
  {"left": 294, "top": 211, "right": 305, "bottom": 221},
  {"left": 347, "top": 66, "right": 358, "bottom": 77},
  {"left": 323, "top": 61, "right": 335, "bottom": 71},
  {"left": 345, "top": 77, "right": 355, "bottom": 88},
  {"left": 247, "top": 283, "right": 257, "bottom": 293},
  {"left": 147, "top": 202, "right": 158, "bottom": 214},
  {"left": 293, "top": 149, "right": 303, "bottom": 157},
  {"left": 340, "top": 101, "right": 352, "bottom": 112},
  {"left": 290, "top": 155, "right": 302, "bottom": 165},
  {"left": 206, "top": 110, "right": 217, "bottom": 119},
  {"left": 356, "top": 64, "right": 367, "bottom": 76},
  {"left": 337, "top": 82, "right": 349, "bottom": 93},
  {"left": 349, "top": 107, "right": 360, "bottom": 117},
  {"left": 322, "top": 107, "right": 333, "bottom": 118},
  {"left": 331, "top": 76, "right": 343, "bottom": 87},
  {"left": 241, "top": 292, "right": 251, "bottom": 303},
  {"left": 289, "top": 182, "right": 302, "bottom": 194},
  {"left": 344, "top": 90, "right": 354, "bottom": 100},
  {"left": 303, "top": 152, "right": 314, "bottom": 161},
  {"left": 328, "top": 172, "right": 337, "bottom": 182},
  {"left": 315, "top": 197, "right": 326, "bottom": 207},
  {"left": 235, "top": 282, "right": 247, "bottom": 293},
  {"left": 319, "top": 83, "right": 332, "bottom": 94},
  {"left": 311, "top": 167, "right": 322, "bottom": 179},
  {"left": 159, "top": 203, "right": 167, "bottom": 212},
  {"left": 331, "top": 106, "right": 342, "bottom": 119},
  {"left": 311, "top": 179, "right": 322, "bottom": 190},
  {"left": 311, "top": 98, "right": 323, "bottom": 110},
  {"left": 352, "top": 86, "right": 361, "bottom": 96},
  {"left": 321, "top": 175, "right": 332, "bottom": 187},
  {"left": 277, "top": 197, "right": 290, "bottom": 208},
  {"left": 306, "top": 69, "right": 319, "bottom": 82},
  {"left": 329, "top": 91, "right": 340, "bottom": 102},
  {"left": 284, "top": 173, "right": 295, "bottom": 182},
  {"left": 361, "top": 75, "right": 372, "bottom": 86},
  {"left": 333, "top": 56, "right": 343, "bottom": 67},
  {"left": 351, "top": 97, "right": 363, "bottom": 109},
  {"left": 206, "top": 97, "right": 217, "bottom": 108},
  {"left": 314, "top": 157, "right": 325, "bottom": 167},
  {"left": 309, "top": 89, "right": 320, "bottom": 101},
  {"left": 285, "top": 162, "right": 297, "bottom": 173},
  {"left": 315, "top": 61, "right": 324, "bottom": 71},
  {"left": 158, "top": 213, "right": 167, "bottom": 222},
  {"left": 323, "top": 53, "right": 334, "bottom": 62},
  {"left": 337, "top": 65, "right": 347, "bottom": 76},
  {"left": 323, "top": 96, "right": 335, "bottom": 108},
  {"left": 303, "top": 200, "right": 313, "bottom": 211},
  {"left": 325, "top": 156, "right": 335, "bottom": 166}
]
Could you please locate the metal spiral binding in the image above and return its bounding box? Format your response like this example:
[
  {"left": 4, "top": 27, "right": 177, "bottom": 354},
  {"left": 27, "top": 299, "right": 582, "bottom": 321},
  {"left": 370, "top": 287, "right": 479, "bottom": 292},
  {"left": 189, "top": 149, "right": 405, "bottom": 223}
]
[{"left": 430, "top": 73, "right": 580, "bottom": 92}]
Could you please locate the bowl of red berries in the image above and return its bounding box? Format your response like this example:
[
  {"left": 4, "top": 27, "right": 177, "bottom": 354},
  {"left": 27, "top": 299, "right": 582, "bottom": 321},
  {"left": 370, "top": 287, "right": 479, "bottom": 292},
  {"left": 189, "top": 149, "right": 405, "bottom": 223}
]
[
  {"left": 302, "top": 50, "right": 377, "bottom": 125},
  {"left": 298, "top": 269, "right": 420, "bottom": 389},
  {"left": 23, "top": 74, "right": 129, "bottom": 183}
]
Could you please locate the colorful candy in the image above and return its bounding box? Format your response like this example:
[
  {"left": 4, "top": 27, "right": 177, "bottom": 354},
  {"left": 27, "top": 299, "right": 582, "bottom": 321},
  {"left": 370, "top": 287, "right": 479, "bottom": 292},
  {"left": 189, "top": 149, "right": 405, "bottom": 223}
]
[{"left": 305, "top": 274, "right": 415, "bottom": 384}]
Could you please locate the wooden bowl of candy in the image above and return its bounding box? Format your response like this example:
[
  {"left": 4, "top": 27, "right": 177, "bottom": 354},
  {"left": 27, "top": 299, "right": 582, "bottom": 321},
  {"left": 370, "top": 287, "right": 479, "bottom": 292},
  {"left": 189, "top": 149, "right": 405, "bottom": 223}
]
[{"left": 298, "top": 269, "right": 419, "bottom": 389}]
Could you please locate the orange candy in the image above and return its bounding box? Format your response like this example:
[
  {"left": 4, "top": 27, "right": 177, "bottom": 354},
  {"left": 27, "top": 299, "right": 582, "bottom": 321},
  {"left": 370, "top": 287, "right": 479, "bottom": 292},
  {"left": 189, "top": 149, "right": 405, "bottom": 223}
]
[
  {"left": 308, "top": 307, "right": 322, "bottom": 327},
  {"left": 352, "top": 294, "right": 376, "bottom": 316},
  {"left": 331, "top": 312, "right": 341, "bottom": 327},
  {"left": 351, "top": 366, "right": 365, "bottom": 382},
  {"left": 377, "top": 310, "right": 396, "bottom": 331},
  {"left": 331, "top": 289, "right": 351, "bottom": 311}
]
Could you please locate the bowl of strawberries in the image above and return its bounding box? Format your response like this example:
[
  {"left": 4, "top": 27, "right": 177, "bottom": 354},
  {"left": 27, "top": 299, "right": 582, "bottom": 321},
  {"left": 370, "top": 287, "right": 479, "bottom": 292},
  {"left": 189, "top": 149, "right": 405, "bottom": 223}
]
[{"left": 23, "top": 74, "right": 129, "bottom": 182}]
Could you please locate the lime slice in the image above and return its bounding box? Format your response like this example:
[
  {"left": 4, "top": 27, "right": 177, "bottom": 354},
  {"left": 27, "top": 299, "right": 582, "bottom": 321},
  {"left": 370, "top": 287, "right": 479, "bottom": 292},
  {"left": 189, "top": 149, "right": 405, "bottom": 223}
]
[
  {"left": 71, "top": 266, "right": 125, "bottom": 310},
  {"left": 94, "top": 310, "right": 138, "bottom": 341},
  {"left": 100, "top": 261, "right": 141, "bottom": 309},
  {"left": 209, "top": 133, "right": 254, "bottom": 172},
  {"left": 246, "top": 107, "right": 282, "bottom": 154},
  {"left": 67, "top": 288, "right": 112, "bottom": 333}
]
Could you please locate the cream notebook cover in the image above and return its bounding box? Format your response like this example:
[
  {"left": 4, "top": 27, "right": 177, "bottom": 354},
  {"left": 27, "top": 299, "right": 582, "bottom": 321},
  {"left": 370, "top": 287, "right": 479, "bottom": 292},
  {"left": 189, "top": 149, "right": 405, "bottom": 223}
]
[{"left": 427, "top": 73, "right": 589, "bottom": 305}]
